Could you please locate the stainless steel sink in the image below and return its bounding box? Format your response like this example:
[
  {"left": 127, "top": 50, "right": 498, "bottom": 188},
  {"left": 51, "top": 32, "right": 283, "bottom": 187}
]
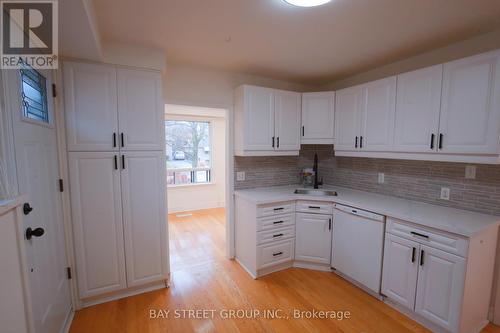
[{"left": 294, "top": 189, "right": 338, "bottom": 196}]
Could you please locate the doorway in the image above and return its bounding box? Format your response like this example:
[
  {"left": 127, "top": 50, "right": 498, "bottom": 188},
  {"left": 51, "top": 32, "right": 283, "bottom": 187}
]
[
  {"left": 5, "top": 66, "right": 72, "bottom": 332},
  {"left": 164, "top": 104, "right": 228, "bottom": 272}
]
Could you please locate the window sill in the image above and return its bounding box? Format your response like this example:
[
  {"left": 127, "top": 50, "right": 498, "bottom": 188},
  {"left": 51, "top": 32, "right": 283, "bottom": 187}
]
[{"left": 167, "top": 182, "right": 215, "bottom": 189}]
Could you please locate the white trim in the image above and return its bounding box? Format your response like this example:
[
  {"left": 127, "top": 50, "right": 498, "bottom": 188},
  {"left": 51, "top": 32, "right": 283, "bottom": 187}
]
[
  {"left": 334, "top": 150, "right": 500, "bottom": 164},
  {"left": 53, "top": 66, "right": 81, "bottom": 310},
  {"left": 293, "top": 260, "right": 332, "bottom": 272},
  {"left": 168, "top": 181, "right": 215, "bottom": 189},
  {"left": 60, "top": 308, "right": 74, "bottom": 333}
]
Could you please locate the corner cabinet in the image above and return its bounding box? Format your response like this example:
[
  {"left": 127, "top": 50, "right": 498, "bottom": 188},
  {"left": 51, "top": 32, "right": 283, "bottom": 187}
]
[
  {"left": 301, "top": 92, "right": 335, "bottom": 144},
  {"left": 234, "top": 85, "right": 301, "bottom": 156},
  {"left": 334, "top": 49, "right": 500, "bottom": 163}
]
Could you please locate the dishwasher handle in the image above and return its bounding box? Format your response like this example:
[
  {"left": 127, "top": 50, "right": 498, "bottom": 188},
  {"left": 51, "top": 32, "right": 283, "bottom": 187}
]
[{"left": 334, "top": 204, "right": 385, "bottom": 222}]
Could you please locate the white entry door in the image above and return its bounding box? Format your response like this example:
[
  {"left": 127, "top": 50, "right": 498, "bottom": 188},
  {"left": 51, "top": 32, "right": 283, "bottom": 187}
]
[{"left": 7, "top": 68, "right": 71, "bottom": 333}]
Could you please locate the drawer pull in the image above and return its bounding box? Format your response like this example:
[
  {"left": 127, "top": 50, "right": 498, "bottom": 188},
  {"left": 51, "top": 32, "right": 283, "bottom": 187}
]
[
  {"left": 308, "top": 206, "right": 321, "bottom": 209},
  {"left": 273, "top": 252, "right": 283, "bottom": 257},
  {"left": 273, "top": 207, "right": 284, "bottom": 211},
  {"left": 273, "top": 220, "right": 284, "bottom": 225},
  {"left": 411, "top": 231, "right": 429, "bottom": 239},
  {"left": 273, "top": 233, "right": 284, "bottom": 238}
]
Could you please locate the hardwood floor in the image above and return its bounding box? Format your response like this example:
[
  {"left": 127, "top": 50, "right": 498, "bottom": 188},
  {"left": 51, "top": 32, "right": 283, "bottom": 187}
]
[{"left": 70, "top": 208, "right": 500, "bottom": 333}]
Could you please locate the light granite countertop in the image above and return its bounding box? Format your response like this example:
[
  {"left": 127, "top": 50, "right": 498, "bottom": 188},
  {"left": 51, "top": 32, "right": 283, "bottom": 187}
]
[{"left": 234, "top": 185, "right": 500, "bottom": 238}]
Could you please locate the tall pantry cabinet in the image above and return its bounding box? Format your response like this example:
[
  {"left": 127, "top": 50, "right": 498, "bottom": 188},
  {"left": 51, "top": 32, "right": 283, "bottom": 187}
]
[{"left": 63, "top": 61, "right": 168, "bottom": 301}]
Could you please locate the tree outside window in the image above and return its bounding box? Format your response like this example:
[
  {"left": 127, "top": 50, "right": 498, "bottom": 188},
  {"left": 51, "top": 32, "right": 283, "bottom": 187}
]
[{"left": 166, "top": 120, "right": 211, "bottom": 186}]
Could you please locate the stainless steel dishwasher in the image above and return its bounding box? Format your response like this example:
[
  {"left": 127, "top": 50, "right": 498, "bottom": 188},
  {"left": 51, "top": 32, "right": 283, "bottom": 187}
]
[{"left": 331, "top": 204, "right": 385, "bottom": 294}]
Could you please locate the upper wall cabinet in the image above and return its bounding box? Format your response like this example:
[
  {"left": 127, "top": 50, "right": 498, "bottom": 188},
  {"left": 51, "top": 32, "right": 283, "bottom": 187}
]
[
  {"left": 117, "top": 69, "right": 164, "bottom": 151},
  {"left": 335, "top": 77, "right": 396, "bottom": 151},
  {"left": 439, "top": 50, "right": 500, "bottom": 155},
  {"left": 64, "top": 61, "right": 164, "bottom": 152},
  {"left": 234, "top": 85, "right": 300, "bottom": 156},
  {"left": 301, "top": 92, "right": 335, "bottom": 144},
  {"left": 64, "top": 62, "right": 118, "bottom": 151},
  {"left": 334, "top": 49, "right": 500, "bottom": 164},
  {"left": 393, "top": 65, "right": 443, "bottom": 152}
]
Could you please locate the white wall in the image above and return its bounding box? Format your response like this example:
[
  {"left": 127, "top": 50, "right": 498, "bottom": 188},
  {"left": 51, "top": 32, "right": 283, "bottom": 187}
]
[
  {"left": 165, "top": 105, "right": 226, "bottom": 213},
  {"left": 321, "top": 28, "right": 500, "bottom": 90}
]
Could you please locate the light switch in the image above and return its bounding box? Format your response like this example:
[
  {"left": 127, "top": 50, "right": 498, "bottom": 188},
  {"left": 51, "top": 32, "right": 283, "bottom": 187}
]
[
  {"left": 236, "top": 171, "right": 246, "bottom": 181},
  {"left": 440, "top": 187, "right": 450, "bottom": 200},
  {"left": 378, "top": 173, "right": 385, "bottom": 184},
  {"left": 465, "top": 165, "right": 476, "bottom": 179}
]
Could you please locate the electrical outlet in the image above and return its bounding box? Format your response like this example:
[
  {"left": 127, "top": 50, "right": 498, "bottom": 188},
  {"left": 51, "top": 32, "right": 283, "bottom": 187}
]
[
  {"left": 236, "top": 171, "right": 246, "bottom": 181},
  {"left": 440, "top": 187, "right": 450, "bottom": 200},
  {"left": 378, "top": 173, "right": 385, "bottom": 184},
  {"left": 465, "top": 165, "right": 476, "bottom": 179}
]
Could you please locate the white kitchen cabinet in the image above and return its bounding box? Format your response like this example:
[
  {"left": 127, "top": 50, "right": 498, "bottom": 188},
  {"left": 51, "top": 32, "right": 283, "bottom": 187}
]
[
  {"left": 360, "top": 76, "right": 397, "bottom": 151},
  {"left": 234, "top": 85, "right": 301, "bottom": 156},
  {"left": 117, "top": 69, "right": 164, "bottom": 151},
  {"left": 275, "top": 90, "right": 301, "bottom": 151},
  {"left": 68, "top": 152, "right": 127, "bottom": 298},
  {"left": 393, "top": 65, "right": 443, "bottom": 152},
  {"left": 415, "top": 245, "right": 466, "bottom": 332},
  {"left": 301, "top": 92, "right": 335, "bottom": 144},
  {"left": 64, "top": 62, "right": 118, "bottom": 152},
  {"left": 64, "top": 61, "right": 164, "bottom": 152},
  {"left": 335, "top": 85, "right": 363, "bottom": 150},
  {"left": 120, "top": 151, "right": 168, "bottom": 287},
  {"left": 439, "top": 50, "right": 500, "bottom": 154},
  {"left": 381, "top": 234, "right": 419, "bottom": 310},
  {"left": 295, "top": 213, "right": 332, "bottom": 265}
]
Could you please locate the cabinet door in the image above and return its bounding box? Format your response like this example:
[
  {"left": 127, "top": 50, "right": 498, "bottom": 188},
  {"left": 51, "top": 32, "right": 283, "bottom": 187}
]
[
  {"left": 63, "top": 61, "right": 118, "bottom": 151},
  {"left": 68, "top": 152, "right": 126, "bottom": 298},
  {"left": 359, "top": 76, "right": 397, "bottom": 151},
  {"left": 415, "top": 245, "right": 466, "bottom": 332},
  {"left": 335, "top": 86, "right": 363, "bottom": 150},
  {"left": 301, "top": 92, "right": 335, "bottom": 143},
  {"left": 439, "top": 50, "right": 500, "bottom": 154},
  {"left": 295, "top": 213, "right": 332, "bottom": 264},
  {"left": 275, "top": 90, "right": 301, "bottom": 151},
  {"left": 394, "top": 65, "right": 442, "bottom": 152},
  {"left": 120, "top": 151, "right": 168, "bottom": 287},
  {"left": 243, "top": 86, "right": 275, "bottom": 150},
  {"left": 117, "top": 69, "right": 164, "bottom": 151},
  {"left": 381, "top": 234, "right": 419, "bottom": 310}
]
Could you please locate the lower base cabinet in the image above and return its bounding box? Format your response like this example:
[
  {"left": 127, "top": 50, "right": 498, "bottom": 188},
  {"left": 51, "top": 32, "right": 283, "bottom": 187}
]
[
  {"left": 69, "top": 151, "right": 168, "bottom": 300},
  {"left": 382, "top": 218, "right": 496, "bottom": 333},
  {"left": 295, "top": 213, "right": 332, "bottom": 265}
]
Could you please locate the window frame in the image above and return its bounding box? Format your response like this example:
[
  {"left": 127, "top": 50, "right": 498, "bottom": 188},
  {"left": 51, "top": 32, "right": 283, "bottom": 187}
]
[
  {"left": 18, "top": 65, "right": 55, "bottom": 129},
  {"left": 165, "top": 116, "right": 214, "bottom": 188}
]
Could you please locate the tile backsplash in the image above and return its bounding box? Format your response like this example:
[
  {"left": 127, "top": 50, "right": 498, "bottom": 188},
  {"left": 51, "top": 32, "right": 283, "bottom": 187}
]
[{"left": 234, "top": 145, "right": 500, "bottom": 215}]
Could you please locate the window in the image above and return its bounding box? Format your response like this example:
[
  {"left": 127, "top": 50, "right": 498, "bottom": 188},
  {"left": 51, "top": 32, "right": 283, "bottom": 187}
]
[
  {"left": 20, "top": 63, "right": 49, "bottom": 123},
  {"left": 166, "top": 120, "right": 211, "bottom": 186}
]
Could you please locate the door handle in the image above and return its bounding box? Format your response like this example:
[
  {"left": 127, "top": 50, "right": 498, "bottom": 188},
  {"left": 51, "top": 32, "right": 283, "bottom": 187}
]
[
  {"left": 420, "top": 249, "right": 425, "bottom": 266},
  {"left": 120, "top": 133, "right": 125, "bottom": 147},
  {"left": 360, "top": 136, "right": 363, "bottom": 148},
  {"left": 355, "top": 136, "right": 358, "bottom": 148},
  {"left": 272, "top": 136, "right": 275, "bottom": 148},
  {"left": 26, "top": 227, "right": 45, "bottom": 240},
  {"left": 430, "top": 133, "right": 435, "bottom": 150},
  {"left": 23, "top": 203, "right": 34, "bottom": 215},
  {"left": 329, "top": 218, "right": 332, "bottom": 230},
  {"left": 121, "top": 155, "right": 126, "bottom": 170},
  {"left": 114, "top": 155, "right": 118, "bottom": 170},
  {"left": 302, "top": 126, "right": 305, "bottom": 136},
  {"left": 113, "top": 133, "right": 117, "bottom": 148},
  {"left": 439, "top": 133, "right": 443, "bottom": 150},
  {"left": 277, "top": 137, "right": 280, "bottom": 148},
  {"left": 411, "top": 247, "right": 416, "bottom": 263}
]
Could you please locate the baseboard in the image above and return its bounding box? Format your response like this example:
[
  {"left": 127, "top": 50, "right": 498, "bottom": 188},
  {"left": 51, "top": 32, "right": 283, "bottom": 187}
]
[
  {"left": 257, "top": 261, "right": 293, "bottom": 278},
  {"left": 80, "top": 280, "right": 168, "bottom": 308},
  {"left": 293, "top": 261, "right": 331, "bottom": 272},
  {"left": 60, "top": 307, "right": 74, "bottom": 333},
  {"left": 235, "top": 257, "right": 257, "bottom": 279},
  {"left": 168, "top": 202, "right": 225, "bottom": 214}
]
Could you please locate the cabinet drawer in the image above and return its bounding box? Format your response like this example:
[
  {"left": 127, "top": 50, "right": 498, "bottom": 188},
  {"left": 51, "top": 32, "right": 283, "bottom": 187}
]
[
  {"left": 296, "top": 201, "right": 333, "bottom": 215},
  {"left": 257, "top": 226, "right": 295, "bottom": 245},
  {"left": 387, "top": 218, "right": 468, "bottom": 257},
  {"left": 257, "top": 214, "right": 295, "bottom": 231},
  {"left": 257, "top": 202, "right": 295, "bottom": 218},
  {"left": 257, "top": 240, "right": 294, "bottom": 269}
]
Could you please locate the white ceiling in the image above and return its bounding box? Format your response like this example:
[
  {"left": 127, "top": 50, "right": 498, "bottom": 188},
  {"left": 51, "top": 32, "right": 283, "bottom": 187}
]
[{"left": 92, "top": 0, "right": 500, "bottom": 85}]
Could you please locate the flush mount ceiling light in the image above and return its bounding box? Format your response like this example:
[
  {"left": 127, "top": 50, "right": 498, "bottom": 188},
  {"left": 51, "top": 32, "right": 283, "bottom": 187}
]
[{"left": 284, "top": 0, "right": 331, "bottom": 7}]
